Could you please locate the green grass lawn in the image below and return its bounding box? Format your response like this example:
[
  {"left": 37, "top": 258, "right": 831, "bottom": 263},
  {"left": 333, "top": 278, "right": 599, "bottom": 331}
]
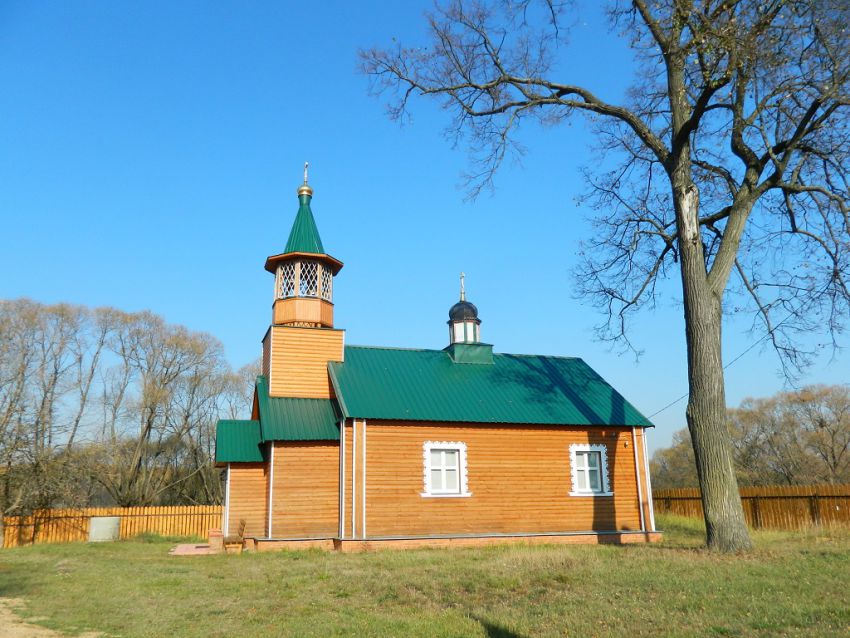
[{"left": 0, "top": 515, "right": 848, "bottom": 637}]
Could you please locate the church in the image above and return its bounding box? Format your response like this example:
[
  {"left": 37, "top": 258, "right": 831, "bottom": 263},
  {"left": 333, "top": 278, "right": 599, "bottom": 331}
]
[{"left": 215, "top": 169, "right": 660, "bottom": 551}]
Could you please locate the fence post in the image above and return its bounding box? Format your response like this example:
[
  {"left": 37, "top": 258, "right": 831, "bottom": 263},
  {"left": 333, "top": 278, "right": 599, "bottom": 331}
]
[
  {"left": 752, "top": 496, "right": 761, "bottom": 530},
  {"left": 809, "top": 494, "right": 820, "bottom": 525}
]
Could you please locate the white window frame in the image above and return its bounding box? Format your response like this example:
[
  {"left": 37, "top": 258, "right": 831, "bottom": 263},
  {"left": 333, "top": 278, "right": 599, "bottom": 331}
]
[
  {"left": 421, "top": 441, "right": 471, "bottom": 498},
  {"left": 569, "top": 443, "right": 613, "bottom": 497}
]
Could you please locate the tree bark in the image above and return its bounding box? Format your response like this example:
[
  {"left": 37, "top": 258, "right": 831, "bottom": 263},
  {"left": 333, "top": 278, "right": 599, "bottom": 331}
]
[{"left": 676, "top": 183, "right": 753, "bottom": 552}]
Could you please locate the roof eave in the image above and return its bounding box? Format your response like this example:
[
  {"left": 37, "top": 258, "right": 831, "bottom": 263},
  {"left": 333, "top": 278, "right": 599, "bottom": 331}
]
[
  {"left": 310, "top": 415, "right": 654, "bottom": 428},
  {"left": 264, "top": 252, "right": 344, "bottom": 275}
]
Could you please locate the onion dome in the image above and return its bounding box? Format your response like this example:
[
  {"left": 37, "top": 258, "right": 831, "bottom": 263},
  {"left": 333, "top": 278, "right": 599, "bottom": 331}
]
[
  {"left": 449, "top": 300, "right": 479, "bottom": 322},
  {"left": 447, "top": 272, "right": 481, "bottom": 345}
]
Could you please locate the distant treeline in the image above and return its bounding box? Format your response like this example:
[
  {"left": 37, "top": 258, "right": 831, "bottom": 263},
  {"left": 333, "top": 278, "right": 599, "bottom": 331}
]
[
  {"left": 0, "top": 299, "right": 258, "bottom": 521},
  {"left": 651, "top": 385, "right": 850, "bottom": 489}
]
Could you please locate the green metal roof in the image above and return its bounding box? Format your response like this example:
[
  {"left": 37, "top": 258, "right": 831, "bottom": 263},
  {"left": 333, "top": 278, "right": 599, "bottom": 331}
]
[
  {"left": 329, "top": 346, "right": 653, "bottom": 427},
  {"left": 284, "top": 193, "right": 325, "bottom": 254},
  {"left": 215, "top": 420, "right": 264, "bottom": 463},
  {"left": 218, "top": 345, "right": 650, "bottom": 462},
  {"left": 215, "top": 377, "right": 339, "bottom": 462},
  {"left": 256, "top": 375, "right": 340, "bottom": 441}
]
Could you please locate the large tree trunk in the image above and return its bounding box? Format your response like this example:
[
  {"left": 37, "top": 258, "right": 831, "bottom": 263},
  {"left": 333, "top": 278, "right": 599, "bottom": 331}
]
[{"left": 676, "top": 184, "right": 753, "bottom": 552}]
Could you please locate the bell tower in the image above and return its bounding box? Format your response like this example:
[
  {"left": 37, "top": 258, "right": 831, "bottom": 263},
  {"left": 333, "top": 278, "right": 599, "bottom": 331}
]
[
  {"left": 264, "top": 163, "right": 343, "bottom": 327},
  {"left": 261, "top": 164, "right": 345, "bottom": 398}
]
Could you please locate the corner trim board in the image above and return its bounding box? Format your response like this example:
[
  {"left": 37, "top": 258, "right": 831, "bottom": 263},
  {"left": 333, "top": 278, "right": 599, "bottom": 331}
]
[
  {"left": 642, "top": 429, "right": 657, "bottom": 532},
  {"left": 269, "top": 325, "right": 274, "bottom": 396},
  {"left": 362, "top": 419, "right": 367, "bottom": 540},
  {"left": 223, "top": 463, "right": 231, "bottom": 536},
  {"left": 339, "top": 418, "right": 345, "bottom": 539},
  {"left": 632, "top": 427, "right": 646, "bottom": 532},
  {"left": 267, "top": 442, "right": 275, "bottom": 538}
]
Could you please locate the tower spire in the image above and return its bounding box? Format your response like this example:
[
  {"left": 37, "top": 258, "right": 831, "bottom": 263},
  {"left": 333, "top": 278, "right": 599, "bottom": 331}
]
[
  {"left": 264, "top": 162, "right": 343, "bottom": 330},
  {"left": 297, "top": 161, "right": 313, "bottom": 197},
  {"left": 460, "top": 271, "right": 466, "bottom": 301}
]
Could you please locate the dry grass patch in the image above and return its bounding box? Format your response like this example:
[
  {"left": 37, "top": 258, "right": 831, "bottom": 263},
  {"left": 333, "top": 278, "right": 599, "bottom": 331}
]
[{"left": 0, "top": 515, "right": 848, "bottom": 637}]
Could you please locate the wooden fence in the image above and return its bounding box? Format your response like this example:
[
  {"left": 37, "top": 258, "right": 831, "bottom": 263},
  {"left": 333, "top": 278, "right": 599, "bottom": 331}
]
[
  {"left": 5, "top": 486, "right": 848, "bottom": 547},
  {"left": 653, "top": 484, "right": 850, "bottom": 530},
  {"left": 2, "top": 505, "right": 223, "bottom": 548}
]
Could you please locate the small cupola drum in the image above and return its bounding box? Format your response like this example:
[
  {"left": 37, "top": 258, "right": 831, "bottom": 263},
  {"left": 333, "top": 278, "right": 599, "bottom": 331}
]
[
  {"left": 448, "top": 272, "right": 481, "bottom": 344},
  {"left": 264, "top": 163, "right": 343, "bottom": 328}
]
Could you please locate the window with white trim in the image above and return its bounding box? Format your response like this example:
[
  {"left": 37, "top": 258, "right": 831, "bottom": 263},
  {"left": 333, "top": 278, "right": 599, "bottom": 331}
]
[
  {"left": 569, "top": 444, "right": 613, "bottom": 496},
  {"left": 422, "top": 441, "right": 471, "bottom": 497}
]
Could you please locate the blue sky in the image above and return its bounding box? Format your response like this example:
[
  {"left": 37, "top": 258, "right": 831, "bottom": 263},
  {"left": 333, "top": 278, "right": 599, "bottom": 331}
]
[{"left": 1, "top": 1, "right": 847, "bottom": 451}]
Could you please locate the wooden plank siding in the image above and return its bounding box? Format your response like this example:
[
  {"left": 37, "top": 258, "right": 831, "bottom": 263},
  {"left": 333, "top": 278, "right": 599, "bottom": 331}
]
[
  {"left": 267, "top": 325, "right": 344, "bottom": 398},
  {"left": 272, "top": 297, "right": 335, "bottom": 327},
  {"left": 3, "top": 506, "right": 222, "bottom": 548},
  {"left": 226, "top": 462, "right": 268, "bottom": 538},
  {"left": 343, "top": 420, "right": 648, "bottom": 539},
  {"left": 261, "top": 328, "right": 271, "bottom": 378},
  {"left": 343, "top": 421, "right": 354, "bottom": 538},
  {"left": 270, "top": 441, "right": 340, "bottom": 538}
]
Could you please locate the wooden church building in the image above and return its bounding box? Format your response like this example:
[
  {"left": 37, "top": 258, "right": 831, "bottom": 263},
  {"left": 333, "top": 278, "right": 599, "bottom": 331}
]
[{"left": 215, "top": 171, "right": 660, "bottom": 551}]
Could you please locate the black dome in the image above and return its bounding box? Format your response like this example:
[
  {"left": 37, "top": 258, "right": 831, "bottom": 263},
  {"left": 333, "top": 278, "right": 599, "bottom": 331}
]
[{"left": 449, "top": 300, "right": 479, "bottom": 322}]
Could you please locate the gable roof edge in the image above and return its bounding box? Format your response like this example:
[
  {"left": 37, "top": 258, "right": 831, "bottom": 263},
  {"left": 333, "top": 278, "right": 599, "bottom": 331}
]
[{"left": 327, "top": 362, "right": 351, "bottom": 419}]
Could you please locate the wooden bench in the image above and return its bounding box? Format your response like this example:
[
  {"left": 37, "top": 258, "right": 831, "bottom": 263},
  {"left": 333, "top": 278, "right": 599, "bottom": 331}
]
[{"left": 223, "top": 519, "right": 246, "bottom": 554}]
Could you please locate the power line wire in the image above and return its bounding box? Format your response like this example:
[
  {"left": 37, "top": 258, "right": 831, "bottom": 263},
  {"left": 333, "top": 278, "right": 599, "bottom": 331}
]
[{"left": 646, "top": 305, "right": 811, "bottom": 420}]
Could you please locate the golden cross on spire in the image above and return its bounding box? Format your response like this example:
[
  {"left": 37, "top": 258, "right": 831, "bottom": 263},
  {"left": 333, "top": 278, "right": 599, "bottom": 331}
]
[{"left": 460, "top": 271, "right": 466, "bottom": 301}]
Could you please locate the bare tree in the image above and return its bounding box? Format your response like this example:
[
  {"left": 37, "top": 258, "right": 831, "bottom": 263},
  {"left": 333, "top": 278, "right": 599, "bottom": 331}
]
[
  {"left": 0, "top": 300, "right": 37, "bottom": 539},
  {"left": 728, "top": 396, "right": 810, "bottom": 485},
  {"left": 655, "top": 384, "right": 850, "bottom": 487},
  {"left": 0, "top": 299, "right": 249, "bottom": 531},
  {"left": 98, "top": 311, "right": 230, "bottom": 506},
  {"left": 0, "top": 301, "right": 114, "bottom": 541},
  {"left": 787, "top": 385, "right": 850, "bottom": 483},
  {"left": 361, "top": 0, "right": 850, "bottom": 551}
]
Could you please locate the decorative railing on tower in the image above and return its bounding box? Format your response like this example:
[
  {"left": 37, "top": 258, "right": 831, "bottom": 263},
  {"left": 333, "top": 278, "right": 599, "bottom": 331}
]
[
  {"left": 320, "top": 266, "right": 333, "bottom": 301},
  {"left": 275, "top": 260, "right": 334, "bottom": 302}
]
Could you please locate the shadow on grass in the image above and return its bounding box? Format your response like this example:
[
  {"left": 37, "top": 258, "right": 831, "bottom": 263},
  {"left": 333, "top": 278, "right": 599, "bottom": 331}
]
[
  {"left": 473, "top": 616, "right": 529, "bottom": 638},
  {"left": 645, "top": 514, "right": 707, "bottom": 549},
  {"left": 0, "top": 560, "right": 37, "bottom": 598},
  {"left": 605, "top": 514, "right": 715, "bottom": 555}
]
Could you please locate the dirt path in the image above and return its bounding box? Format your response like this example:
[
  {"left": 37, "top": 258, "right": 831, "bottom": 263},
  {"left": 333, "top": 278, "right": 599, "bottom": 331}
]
[{"left": 0, "top": 599, "right": 101, "bottom": 637}]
